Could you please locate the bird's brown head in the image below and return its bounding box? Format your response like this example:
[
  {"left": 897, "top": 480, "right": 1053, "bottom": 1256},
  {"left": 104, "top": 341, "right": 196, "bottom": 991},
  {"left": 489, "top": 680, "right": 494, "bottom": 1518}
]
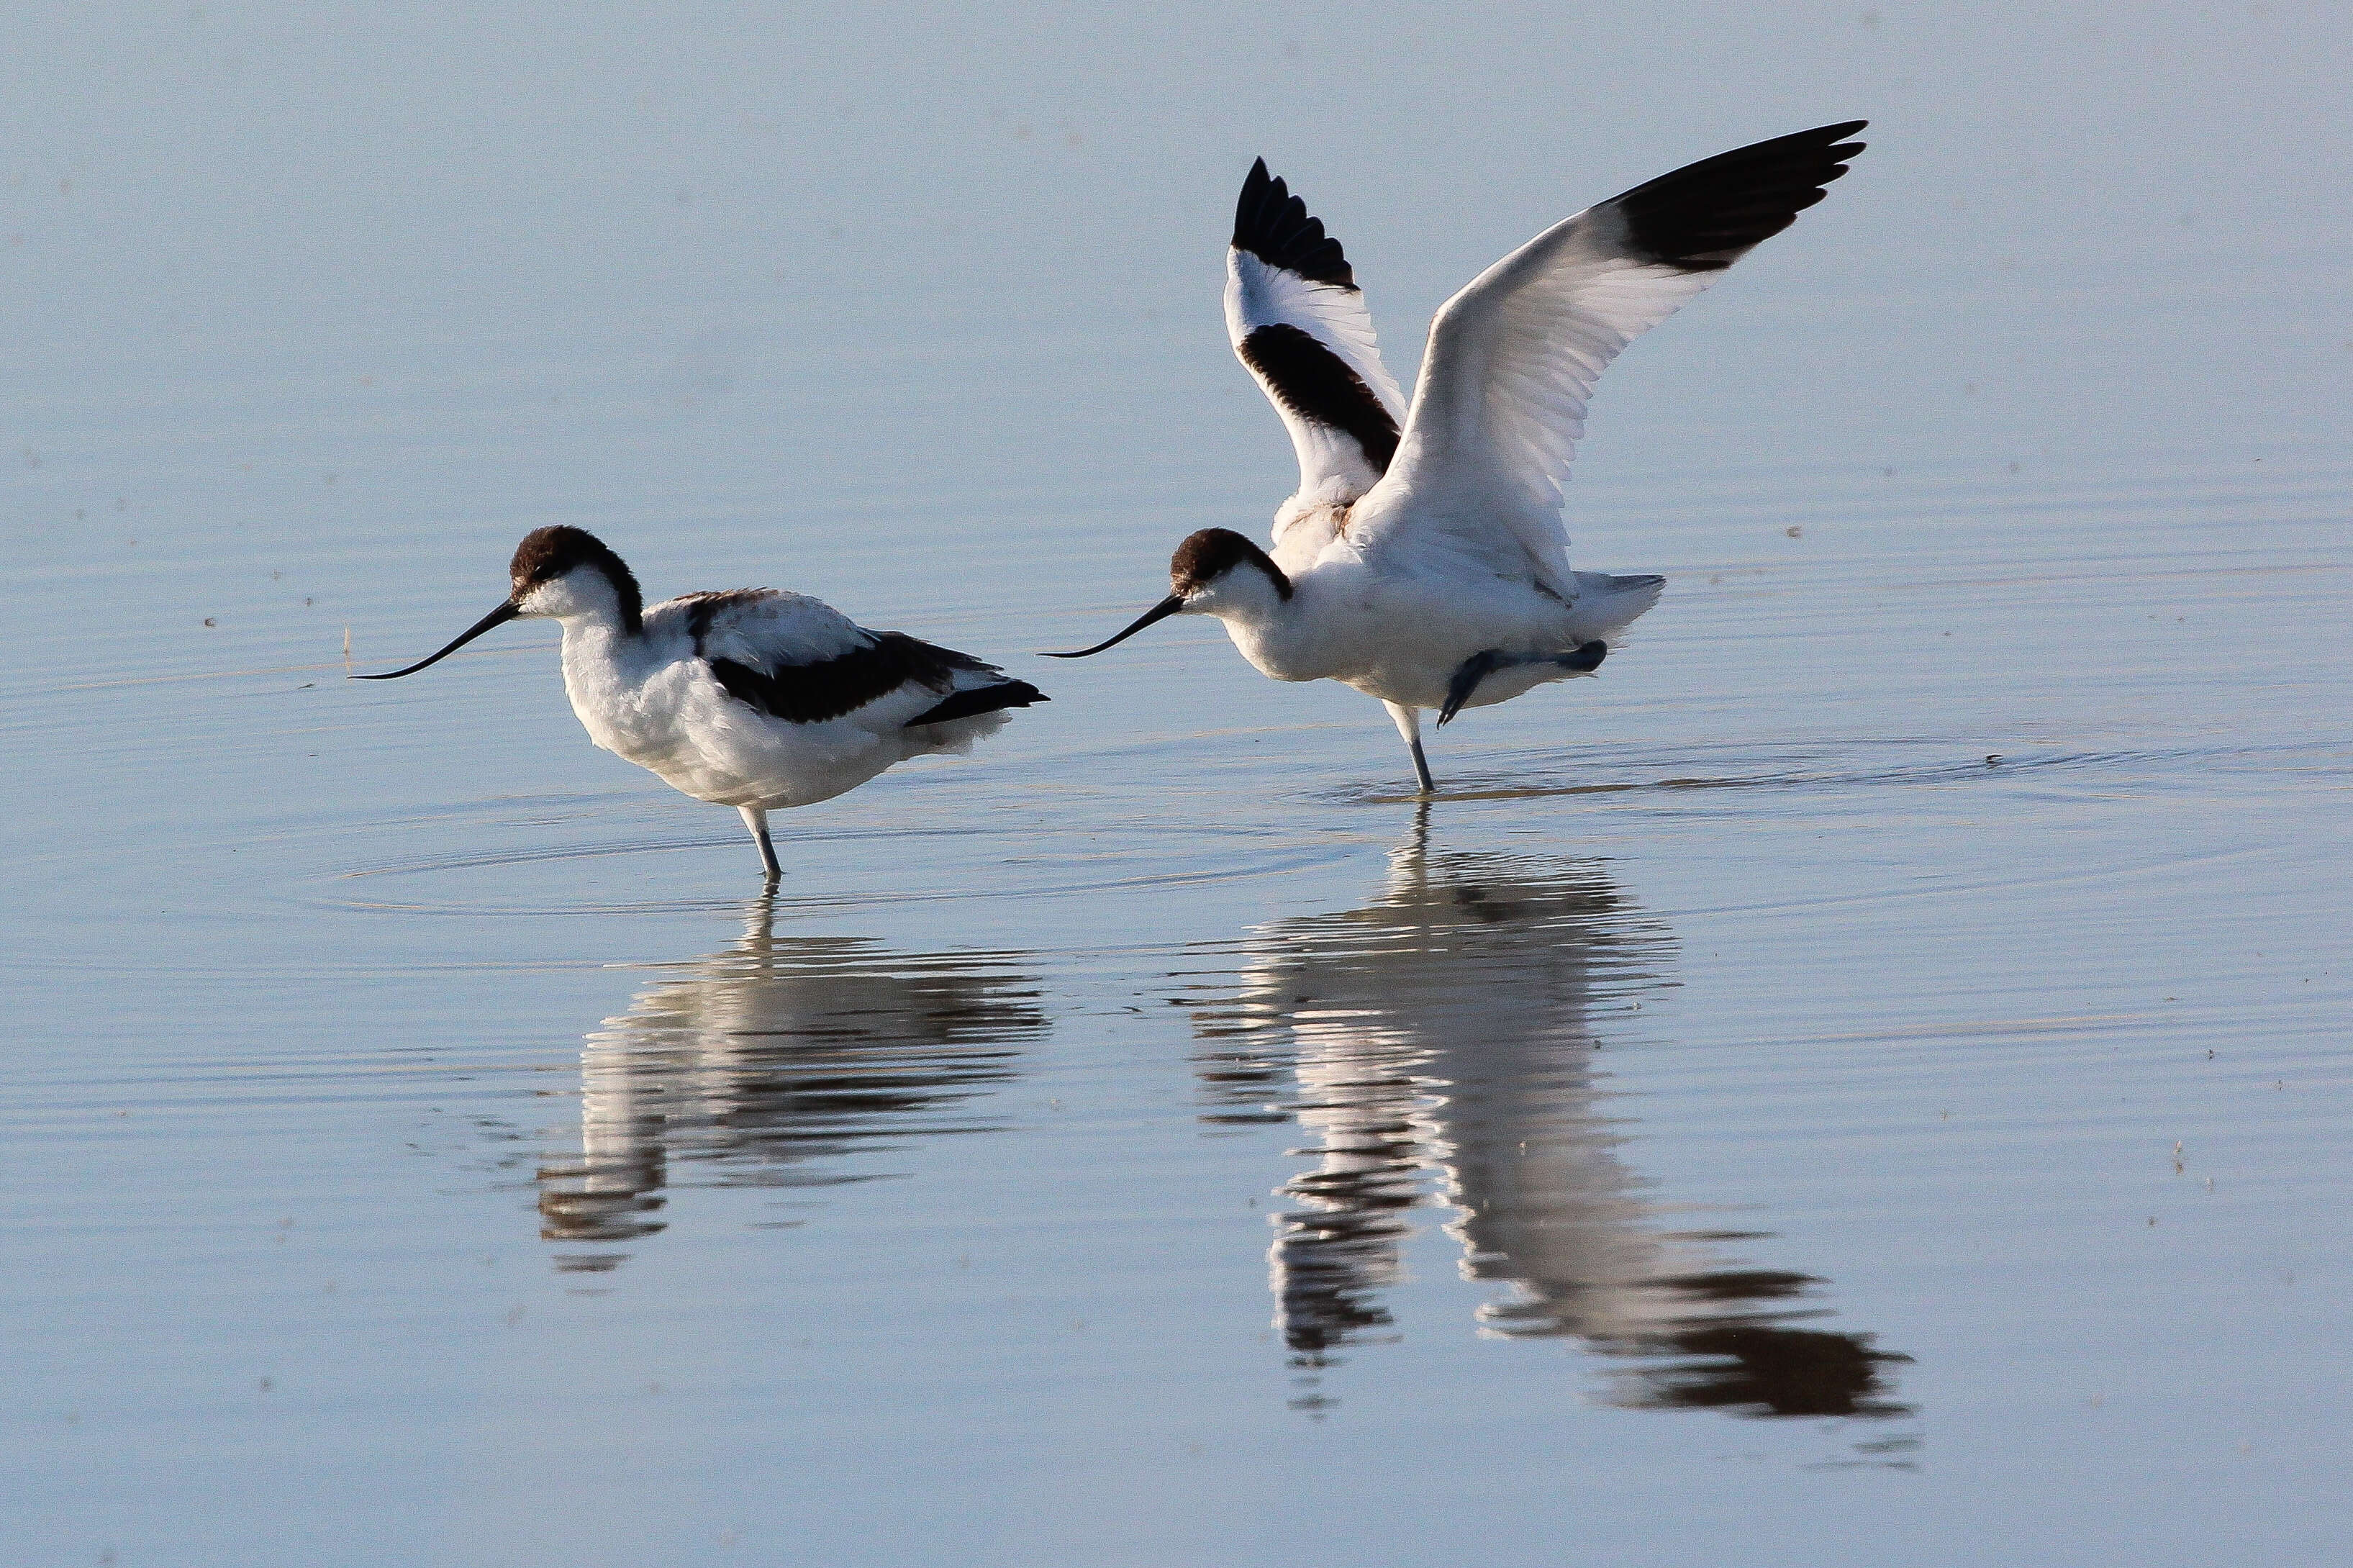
[{"left": 1045, "top": 529, "right": 1292, "bottom": 659}]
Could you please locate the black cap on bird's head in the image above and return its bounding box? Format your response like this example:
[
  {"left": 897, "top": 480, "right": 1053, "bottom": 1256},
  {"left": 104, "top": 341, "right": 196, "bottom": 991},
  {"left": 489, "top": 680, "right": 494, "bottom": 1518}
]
[
  {"left": 351, "top": 525, "right": 644, "bottom": 681},
  {"left": 505, "top": 526, "right": 639, "bottom": 613},
  {"left": 1046, "top": 529, "right": 1292, "bottom": 658},
  {"left": 1169, "top": 529, "right": 1292, "bottom": 599}
]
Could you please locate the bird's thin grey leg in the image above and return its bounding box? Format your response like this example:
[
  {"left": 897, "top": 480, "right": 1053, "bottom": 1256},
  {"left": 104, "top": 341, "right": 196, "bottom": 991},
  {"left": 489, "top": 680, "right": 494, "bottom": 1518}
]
[
  {"left": 1384, "top": 701, "right": 1436, "bottom": 795},
  {"left": 739, "top": 805, "right": 781, "bottom": 885}
]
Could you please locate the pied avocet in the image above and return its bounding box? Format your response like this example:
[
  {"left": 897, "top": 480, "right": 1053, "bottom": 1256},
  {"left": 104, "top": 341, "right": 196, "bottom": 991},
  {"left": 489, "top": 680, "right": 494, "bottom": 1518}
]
[
  {"left": 355, "top": 526, "right": 1045, "bottom": 882},
  {"left": 1049, "top": 123, "right": 1865, "bottom": 792}
]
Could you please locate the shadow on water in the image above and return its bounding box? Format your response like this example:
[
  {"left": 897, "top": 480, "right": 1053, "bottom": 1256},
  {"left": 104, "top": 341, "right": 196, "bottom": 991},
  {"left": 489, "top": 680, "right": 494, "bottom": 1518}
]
[
  {"left": 535, "top": 895, "right": 1046, "bottom": 1270},
  {"left": 1192, "top": 807, "right": 1910, "bottom": 1422}
]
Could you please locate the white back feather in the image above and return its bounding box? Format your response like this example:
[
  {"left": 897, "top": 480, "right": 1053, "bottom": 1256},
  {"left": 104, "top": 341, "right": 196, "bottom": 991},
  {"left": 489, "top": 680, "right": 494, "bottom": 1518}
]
[{"left": 650, "top": 591, "right": 870, "bottom": 673}]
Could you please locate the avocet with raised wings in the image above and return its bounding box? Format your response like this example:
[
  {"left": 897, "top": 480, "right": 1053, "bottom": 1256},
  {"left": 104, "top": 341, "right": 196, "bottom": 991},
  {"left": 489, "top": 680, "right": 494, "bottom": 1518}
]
[
  {"left": 355, "top": 526, "right": 1045, "bottom": 883},
  {"left": 1049, "top": 123, "right": 1865, "bottom": 792}
]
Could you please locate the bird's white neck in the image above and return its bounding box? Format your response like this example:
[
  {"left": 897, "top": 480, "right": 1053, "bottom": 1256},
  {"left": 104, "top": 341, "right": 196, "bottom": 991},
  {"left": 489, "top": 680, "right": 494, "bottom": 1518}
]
[
  {"left": 1204, "top": 589, "right": 1338, "bottom": 684},
  {"left": 552, "top": 606, "right": 668, "bottom": 738},
  {"left": 555, "top": 609, "right": 632, "bottom": 656},
  {"left": 553, "top": 604, "right": 664, "bottom": 682}
]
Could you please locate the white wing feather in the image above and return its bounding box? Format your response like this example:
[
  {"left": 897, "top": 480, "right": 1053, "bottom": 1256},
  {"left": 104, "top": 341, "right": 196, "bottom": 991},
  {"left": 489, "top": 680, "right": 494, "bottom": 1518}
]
[
  {"left": 1348, "top": 123, "right": 1866, "bottom": 598},
  {"left": 1224, "top": 159, "right": 1409, "bottom": 522},
  {"left": 1225, "top": 248, "right": 1406, "bottom": 506},
  {"left": 1349, "top": 208, "right": 1712, "bottom": 596}
]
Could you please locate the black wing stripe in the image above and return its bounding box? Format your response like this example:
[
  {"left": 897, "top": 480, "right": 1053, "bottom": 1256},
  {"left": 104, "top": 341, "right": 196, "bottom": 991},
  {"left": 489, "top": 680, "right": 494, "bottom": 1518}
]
[
  {"left": 1612, "top": 121, "right": 1867, "bottom": 273},
  {"left": 1237, "top": 323, "right": 1400, "bottom": 474},
  {"left": 707, "top": 633, "right": 997, "bottom": 726},
  {"left": 905, "top": 680, "right": 1048, "bottom": 728},
  {"left": 1233, "top": 158, "right": 1356, "bottom": 287}
]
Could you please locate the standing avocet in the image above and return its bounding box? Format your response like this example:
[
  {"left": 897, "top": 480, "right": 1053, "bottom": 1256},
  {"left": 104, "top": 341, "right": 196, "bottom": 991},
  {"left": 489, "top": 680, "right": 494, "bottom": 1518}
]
[
  {"left": 355, "top": 526, "right": 1045, "bottom": 883},
  {"left": 1049, "top": 123, "right": 1866, "bottom": 792}
]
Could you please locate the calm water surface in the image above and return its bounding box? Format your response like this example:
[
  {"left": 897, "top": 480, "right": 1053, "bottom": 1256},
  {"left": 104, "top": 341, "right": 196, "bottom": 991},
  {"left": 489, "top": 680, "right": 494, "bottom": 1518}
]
[{"left": 4, "top": 6, "right": 2350, "bottom": 1565}]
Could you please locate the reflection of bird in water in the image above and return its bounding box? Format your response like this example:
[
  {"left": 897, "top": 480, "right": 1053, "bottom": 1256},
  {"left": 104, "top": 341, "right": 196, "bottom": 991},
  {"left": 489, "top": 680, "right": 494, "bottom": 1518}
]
[
  {"left": 538, "top": 896, "right": 1045, "bottom": 1269},
  {"left": 1195, "top": 810, "right": 1908, "bottom": 1418}
]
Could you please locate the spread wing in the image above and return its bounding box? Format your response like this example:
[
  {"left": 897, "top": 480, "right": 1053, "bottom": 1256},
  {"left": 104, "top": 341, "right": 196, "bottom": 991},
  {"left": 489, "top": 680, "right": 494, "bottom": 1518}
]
[
  {"left": 1225, "top": 159, "right": 1409, "bottom": 518},
  {"left": 1348, "top": 122, "right": 1867, "bottom": 595}
]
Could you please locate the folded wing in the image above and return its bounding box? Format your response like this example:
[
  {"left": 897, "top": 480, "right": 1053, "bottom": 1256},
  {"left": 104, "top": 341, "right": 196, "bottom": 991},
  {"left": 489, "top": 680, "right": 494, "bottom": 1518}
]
[
  {"left": 1350, "top": 122, "right": 1867, "bottom": 595},
  {"left": 670, "top": 590, "right": 1014, "bottom": 727},
  {"left": 1226, "top": 159, "right": 1409, "bottom": 521}
]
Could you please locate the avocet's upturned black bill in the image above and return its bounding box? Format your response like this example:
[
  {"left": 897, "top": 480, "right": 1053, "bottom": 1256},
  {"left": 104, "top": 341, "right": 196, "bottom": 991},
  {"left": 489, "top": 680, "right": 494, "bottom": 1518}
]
[
  {"left": 353, "top": 525, "right": 1046, "bottom": 884},
  {"left": 351, "top": 601, "right": 520, "bottom": 680},
  {"left": 1051, "top": 122, "right": 1866, "bottom": 794},
  {"left": 1046, "top": 594, "right": 1183, "bottom": 658}
]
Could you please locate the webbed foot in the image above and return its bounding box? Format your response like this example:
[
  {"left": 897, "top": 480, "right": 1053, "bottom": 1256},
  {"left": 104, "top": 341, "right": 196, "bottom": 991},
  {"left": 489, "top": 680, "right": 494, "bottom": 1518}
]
[
  {"left": 1437, "top": 651, "right": 1505, "bottom": 727},
  {"left": 1562, "top": 640, "right": 1608, "bottom": 674},
  {"left": 1436, "top": 643, "right": 1608, "bottom": 727}
]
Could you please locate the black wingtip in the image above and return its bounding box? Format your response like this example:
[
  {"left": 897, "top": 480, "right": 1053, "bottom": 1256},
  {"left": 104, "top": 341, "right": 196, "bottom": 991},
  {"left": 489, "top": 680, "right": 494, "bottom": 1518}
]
[
  {"left": 1611, "top": 121, "right": 1869, "bottom": 273},
  {"left": 1233, "top": 157, "right": 1356, "bottom": 288},
  {"left": 904, "top": 680, "right": 1047, "bottom": 729}
]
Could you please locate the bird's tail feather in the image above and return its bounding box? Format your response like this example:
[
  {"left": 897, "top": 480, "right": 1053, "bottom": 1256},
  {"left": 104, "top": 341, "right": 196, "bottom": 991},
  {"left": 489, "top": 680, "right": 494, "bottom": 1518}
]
[{"left": 1579, "top": 572, "right": 1664, "bottom": 640}]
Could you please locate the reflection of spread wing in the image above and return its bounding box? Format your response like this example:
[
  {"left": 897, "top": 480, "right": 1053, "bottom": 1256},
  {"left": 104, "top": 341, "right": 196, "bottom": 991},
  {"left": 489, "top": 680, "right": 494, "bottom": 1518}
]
[
  {"left": 1225, "top": 159, "right": 1408, "bottom": 521},
  {"left": 1349, "top": 124, "right": 1866, "bottom": 595},
  {"left": 1207, "top": 842, "right": 1909, "bottom": 1416}
]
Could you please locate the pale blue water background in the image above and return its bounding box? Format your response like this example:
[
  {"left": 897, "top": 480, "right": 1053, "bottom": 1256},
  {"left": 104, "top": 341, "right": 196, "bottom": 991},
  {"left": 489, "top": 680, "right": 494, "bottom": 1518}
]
[{"left": 4, "top": 5, "right": 2350, "bottom": 1565}]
